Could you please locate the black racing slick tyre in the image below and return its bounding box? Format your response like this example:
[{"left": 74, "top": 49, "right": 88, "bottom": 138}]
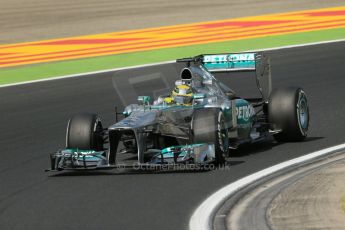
[
  {"left": 66, "top": 113, "right": 104, "bottom": 151},
  {"left": 269, "top": 87, "right": 309, "bottom": 142},
  {"left": 192, "top": 108, "right": 229, "bottom": 165}
]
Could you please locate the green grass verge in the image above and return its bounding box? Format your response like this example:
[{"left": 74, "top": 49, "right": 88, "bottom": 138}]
[{"left": 1, "top": 27, "right": 345, "bottom": 85}]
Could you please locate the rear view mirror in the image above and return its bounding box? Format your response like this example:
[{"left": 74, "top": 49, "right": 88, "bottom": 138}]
[
  {"left": 138, "top": 96, "right": 151, "bottom": 105},
  {"left": 202, "top": 79, "right": 213, "bottom": 85}
]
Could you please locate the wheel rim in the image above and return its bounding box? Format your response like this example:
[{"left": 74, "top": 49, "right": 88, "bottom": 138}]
[{"left": 297, "top": 92, "right": 309, "bottom": 132}]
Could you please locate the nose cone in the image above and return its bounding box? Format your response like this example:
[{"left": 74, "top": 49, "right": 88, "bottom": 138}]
[{"left": 109, "top": 110, "right": 159, "bottom": 129}]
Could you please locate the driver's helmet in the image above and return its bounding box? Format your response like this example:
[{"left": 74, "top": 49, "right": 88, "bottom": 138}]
[{"left": 171, "top": 85, "right": 194, "bottom": 105}]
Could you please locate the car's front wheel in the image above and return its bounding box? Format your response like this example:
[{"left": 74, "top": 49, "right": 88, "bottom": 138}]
[
  {"left": 66, "top": 113, "right": 104, "bottom": 151},
  {"left": 192, "top": 108, "right": 229, "bottom": 165}
]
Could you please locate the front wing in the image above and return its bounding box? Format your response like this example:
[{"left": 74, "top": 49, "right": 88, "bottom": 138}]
[{"left": 46, "top": 143, "right": 215, "bottom": 172}]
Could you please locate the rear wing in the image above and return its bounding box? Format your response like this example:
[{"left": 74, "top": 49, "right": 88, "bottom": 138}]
[{"left": 176, "top": 52, "right": 272, "bottom": 101}]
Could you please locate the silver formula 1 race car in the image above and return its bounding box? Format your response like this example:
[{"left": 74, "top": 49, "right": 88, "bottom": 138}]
[{"left": 47, "top": 52, "right": 309, "bottom": 171}]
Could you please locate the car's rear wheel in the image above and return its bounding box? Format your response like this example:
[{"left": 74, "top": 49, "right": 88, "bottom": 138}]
[
  {"left": 66, "top": 113, "right": 104, "bottom": 151},
  {"left": 192, "top": 108, "right": 229, "bottom": 165},
  {"left": 269, "top": 87, "right": 309, "bottom": 142}
]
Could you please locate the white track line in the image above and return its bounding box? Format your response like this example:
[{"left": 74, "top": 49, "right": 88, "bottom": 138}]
[
  {"left": 1, "top": 38, "right": 345, "bottom": 88},
  {"left": 189, "top": 143, "right": 345, "bottom": 230}
]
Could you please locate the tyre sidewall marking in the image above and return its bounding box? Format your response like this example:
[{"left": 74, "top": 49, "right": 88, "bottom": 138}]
[
  {"left": 217, "top": 111, "right": 227, "bottom": 154},
  {"left": 93, "top": 116, "right": 103, "bottom": 149},
  {"left": 66, "top": 118, "right": 71, "bottom": 148},
  {"left": 94, "top": 117, "right": 102, "bottom": 132}
]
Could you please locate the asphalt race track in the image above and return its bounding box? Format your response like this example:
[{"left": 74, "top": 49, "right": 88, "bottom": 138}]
[{"left": 1, "top": 42, "right": 345, "bottom": 230}]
